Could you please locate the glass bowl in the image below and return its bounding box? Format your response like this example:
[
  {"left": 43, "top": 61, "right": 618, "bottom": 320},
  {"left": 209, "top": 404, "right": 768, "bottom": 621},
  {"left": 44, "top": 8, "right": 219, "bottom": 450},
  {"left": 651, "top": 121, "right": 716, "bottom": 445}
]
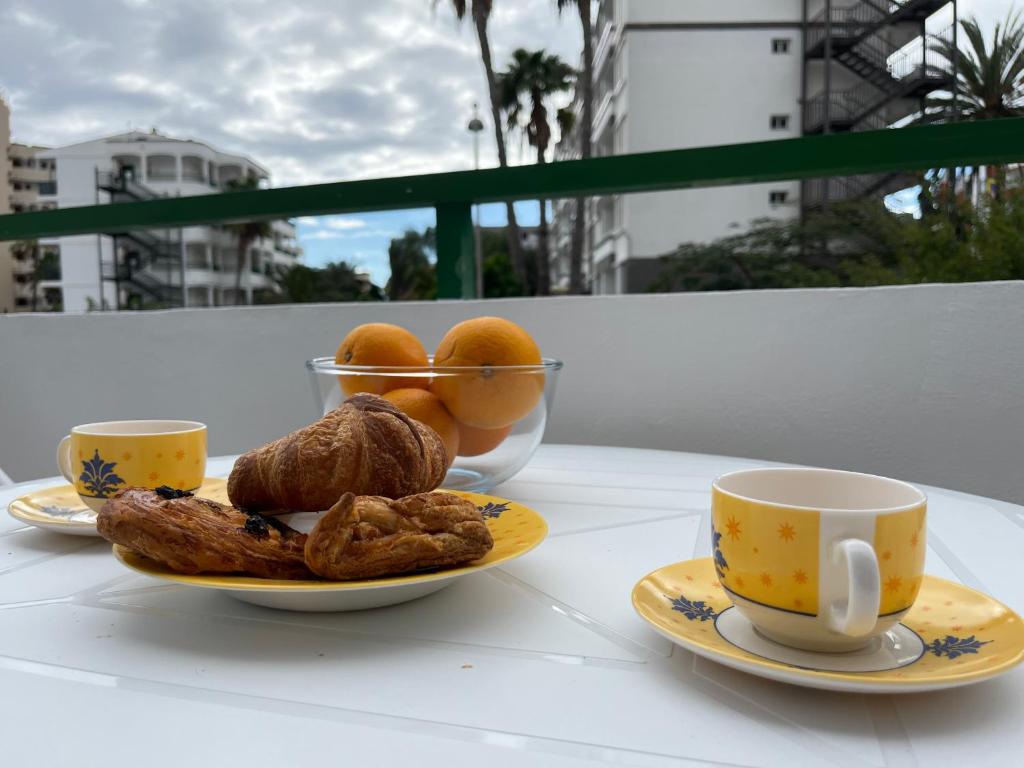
[{"left": 306, "top": 356, "right": 563, "bottom": 492}]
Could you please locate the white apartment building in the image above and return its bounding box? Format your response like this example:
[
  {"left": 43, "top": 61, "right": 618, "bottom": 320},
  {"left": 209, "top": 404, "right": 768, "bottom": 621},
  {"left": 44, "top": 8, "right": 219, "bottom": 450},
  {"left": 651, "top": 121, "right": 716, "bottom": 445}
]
[
  {"left": 1, "top": 95, "right": 59, "bottom": 312},
  {"left": 37, "top": 130, "right": 300, "bottom": 312},
  {"left": 554, "top": 0, "right": 953, "bottom": 294}
]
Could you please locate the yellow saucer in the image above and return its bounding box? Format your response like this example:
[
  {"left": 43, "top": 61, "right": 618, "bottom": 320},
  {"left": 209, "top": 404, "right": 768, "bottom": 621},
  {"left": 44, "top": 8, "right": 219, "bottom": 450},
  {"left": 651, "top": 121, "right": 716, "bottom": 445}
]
[
  {"left": 7, "top": 478, "right": 229, "bottom": 537},
  {"left": 113, "top": 490, "right": 547, "bottom": 611},
  {"left": 633, "top": 558, "right": 1024, "bottom": 693}
]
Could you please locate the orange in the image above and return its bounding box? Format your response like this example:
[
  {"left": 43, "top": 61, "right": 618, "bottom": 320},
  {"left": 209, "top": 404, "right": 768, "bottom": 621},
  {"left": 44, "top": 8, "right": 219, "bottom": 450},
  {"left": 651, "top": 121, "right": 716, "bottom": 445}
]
[
  {"left": 335, "top": 323, "right": 429, "bottom": 396},
  {"left": 456, "top": 421, "right": 513, "bottom": 457},
  {"left": 432, "top": 316, "right": 543, "bottom": 429},
  {"left": 382, "top": 388, "right": 459, "bottom": 465}
]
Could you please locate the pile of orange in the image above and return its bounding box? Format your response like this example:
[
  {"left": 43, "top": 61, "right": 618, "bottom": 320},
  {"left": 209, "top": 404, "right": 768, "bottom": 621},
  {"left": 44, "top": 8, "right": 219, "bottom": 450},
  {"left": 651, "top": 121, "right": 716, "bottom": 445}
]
[{"left": 335, "top": 317, "right": 544, "bottom": 463}]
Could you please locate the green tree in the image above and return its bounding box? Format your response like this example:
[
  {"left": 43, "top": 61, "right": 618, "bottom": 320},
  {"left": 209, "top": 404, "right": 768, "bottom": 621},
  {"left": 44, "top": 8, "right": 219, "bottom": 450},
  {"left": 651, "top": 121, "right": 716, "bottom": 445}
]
[
  {"left": 497, "top": 48, "right": 575, "bottom": 295},
  {"left": 479, "top": 228, "right": 535, "bottom": 297},
  {"left": 387, "top": 228, "right": 437, "bottom": 300},
  {"left": 556, "top": 0, "right": 594, "bottom": 295},
  {"left": 224, "top": 175, "right": 272, "bottom": 305},
  {"left": 650, "top": 195, "right": 1024, "bottom": 293},
  {"left": 436, "top": 0, "right": 526, "bottom": 286},
  {"left": 263, "top": 261, "right": 384, "bottom": 304}
]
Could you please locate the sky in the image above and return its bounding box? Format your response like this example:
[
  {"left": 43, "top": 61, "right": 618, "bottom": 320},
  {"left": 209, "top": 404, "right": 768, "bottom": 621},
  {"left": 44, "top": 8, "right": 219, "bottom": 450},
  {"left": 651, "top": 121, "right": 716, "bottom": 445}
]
[
  {"left": 0, "top": 0, "right": 580, "bottom": 284},
  {"left": 0, "top": 0, "right": 1017, "bottom": 284}
]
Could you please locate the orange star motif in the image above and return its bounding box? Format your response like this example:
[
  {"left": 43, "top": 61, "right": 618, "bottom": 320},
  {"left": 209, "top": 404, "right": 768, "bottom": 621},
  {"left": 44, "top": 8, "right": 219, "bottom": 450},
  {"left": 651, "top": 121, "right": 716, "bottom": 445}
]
[
  {"left": 882, "top": 550, "right": 892, "bottom": 561},
  {"left": 792, "top": 569, "right": 808, "bottom": 584},
  {"left": 725, "top": 516, "right": 742, "bottom": 541},
  {"left": 752, "top": 547, "right": 759, "bottom": 554},
  {"left": 122, "top": 452, "right": 133, "bottom": 461},
  {"left": 778, "top": 522, "right": 796, "bottom": 542},
  {"left": 175, "top": 450, "right": 185, "bottom": 460},
  {"left": 794, "top": 598, "right": 803, "bottom": 608},
  {"left": 910, "top": 532, "right": 919, "bottom": 547},
  {"left": 156, "top": 453, "right": 163, "bottom": 458},
  {"left": 735, "top": 576, "right": 745, "bottom": 588},
  {"left": 760, "top": 572, "right": 773, "bottom": 587},
  {"left": 148, "top": 472, "right": 159, "bottom": 481},
  {"left": 884, "top": 576, "right": 903, "bottom": 593}
]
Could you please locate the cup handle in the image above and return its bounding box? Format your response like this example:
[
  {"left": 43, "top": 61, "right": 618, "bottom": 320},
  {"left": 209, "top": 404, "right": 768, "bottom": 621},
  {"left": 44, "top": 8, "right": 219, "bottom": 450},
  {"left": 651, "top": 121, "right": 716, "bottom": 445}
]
[
  {"left": 827, "top": 538, "right": 881, "bottom": 638},
  {"left": 56, "top": 436, "right": 75, "bottom": 483}
]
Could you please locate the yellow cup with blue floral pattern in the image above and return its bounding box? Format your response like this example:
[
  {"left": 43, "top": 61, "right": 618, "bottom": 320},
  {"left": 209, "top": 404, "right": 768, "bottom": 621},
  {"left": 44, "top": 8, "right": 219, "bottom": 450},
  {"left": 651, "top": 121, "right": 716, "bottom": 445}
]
[
  {"left": 712, "top": 468, "right": 926, "bottom": 652},
  {"left": 57, "top": 420, "right": 207, "bottom": 512}
]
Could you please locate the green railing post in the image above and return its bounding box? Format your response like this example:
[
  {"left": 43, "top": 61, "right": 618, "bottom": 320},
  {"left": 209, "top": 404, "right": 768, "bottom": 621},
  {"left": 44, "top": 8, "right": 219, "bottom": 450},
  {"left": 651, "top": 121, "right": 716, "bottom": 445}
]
[{"left": 435, "top": 202, "right": 475, "bottom": 299}]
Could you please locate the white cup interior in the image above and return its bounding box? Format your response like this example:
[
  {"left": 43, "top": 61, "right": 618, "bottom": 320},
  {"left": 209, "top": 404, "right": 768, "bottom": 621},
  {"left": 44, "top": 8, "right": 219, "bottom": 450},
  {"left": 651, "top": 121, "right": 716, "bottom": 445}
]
[
  {"left": 71, "top": 420, "right": 206, "bottom": 436},
  {"left": 714, "top": 468, "right": 924, "bottom": 513}
]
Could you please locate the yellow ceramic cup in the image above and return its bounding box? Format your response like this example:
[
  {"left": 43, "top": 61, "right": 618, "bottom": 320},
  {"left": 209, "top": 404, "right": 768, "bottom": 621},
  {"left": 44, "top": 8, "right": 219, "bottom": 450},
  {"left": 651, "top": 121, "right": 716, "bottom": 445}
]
[
  {"left": 57, "top": 420, "right": 207, "bottom": 512},
  {"left": 711, "top": 468, "right": 926, "bottom": 652}
]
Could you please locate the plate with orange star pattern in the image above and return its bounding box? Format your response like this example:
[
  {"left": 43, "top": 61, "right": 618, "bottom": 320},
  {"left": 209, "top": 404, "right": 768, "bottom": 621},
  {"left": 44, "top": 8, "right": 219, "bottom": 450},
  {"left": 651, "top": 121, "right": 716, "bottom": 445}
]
[{"left": 632, "top": 558, "right": 1024, "bottom": 693}]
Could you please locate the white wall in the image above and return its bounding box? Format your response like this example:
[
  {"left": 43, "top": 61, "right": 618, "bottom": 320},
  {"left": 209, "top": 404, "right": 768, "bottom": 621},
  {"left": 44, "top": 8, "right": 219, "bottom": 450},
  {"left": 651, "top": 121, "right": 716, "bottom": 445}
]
[
  {"left": 621, "top": 28, "right": 803, "bottom": 255},
  {"left": 2, "top": 283, "right": 1022, "bottom": 505},
  {"left": 623, "top": 0, "right": 802, "bottom": 24}
]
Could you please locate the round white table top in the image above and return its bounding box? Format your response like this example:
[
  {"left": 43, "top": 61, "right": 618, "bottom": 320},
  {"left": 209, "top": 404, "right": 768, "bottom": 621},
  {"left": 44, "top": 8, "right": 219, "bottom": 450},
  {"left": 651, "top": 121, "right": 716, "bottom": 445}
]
[{"left": 1, "top": 445, "right": 1022, "bottom": 767}]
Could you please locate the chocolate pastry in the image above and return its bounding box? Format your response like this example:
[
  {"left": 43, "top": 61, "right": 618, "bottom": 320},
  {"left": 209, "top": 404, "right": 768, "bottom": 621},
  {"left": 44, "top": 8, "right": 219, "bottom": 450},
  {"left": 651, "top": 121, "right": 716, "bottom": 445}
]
[
  {"left": 97, "top": 487, "right": 313, "bottom": 579},
  {"left": 305, "top": 491, "right": 494, "bottom": 580},
  {"left": 228, "top": 394, "right": 449, "bottom": 512}
]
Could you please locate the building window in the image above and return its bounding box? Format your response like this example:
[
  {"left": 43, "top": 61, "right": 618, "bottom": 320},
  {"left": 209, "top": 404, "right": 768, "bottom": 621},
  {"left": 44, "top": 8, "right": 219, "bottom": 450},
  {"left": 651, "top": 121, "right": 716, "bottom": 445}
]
[
  {"left": 146, "top": 154, "right": 177, "bottom": 181},
  {"left": 769, "top": 190, "right": 789, "bottom": 205},
  {"left": 772, "top": 38, "right": 791, "bottom": 54},
  {"left": 38, "top": 181, "right": 57, "bottom": 196},
  {"left": 186, "top": 242, "right": 209, "bottom": 269},
  {"left": 770, "top": 114, "right": 790, "bottom": 130},
  {"left": 218, "top": 164, "right": 242, "bottom": 187},
  {"left": 181, "top": 155, "right": 205, "bottom": 182}
]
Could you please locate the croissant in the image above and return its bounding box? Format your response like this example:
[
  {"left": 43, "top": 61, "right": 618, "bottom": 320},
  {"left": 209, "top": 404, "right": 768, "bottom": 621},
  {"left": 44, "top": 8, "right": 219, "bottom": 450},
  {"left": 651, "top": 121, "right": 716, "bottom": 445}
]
[
  {"left": 305, "top": 491, "right": 494, "bottom": 579},
  {"left": 228, "top": 394, "right": 449, "bottom": 512}
]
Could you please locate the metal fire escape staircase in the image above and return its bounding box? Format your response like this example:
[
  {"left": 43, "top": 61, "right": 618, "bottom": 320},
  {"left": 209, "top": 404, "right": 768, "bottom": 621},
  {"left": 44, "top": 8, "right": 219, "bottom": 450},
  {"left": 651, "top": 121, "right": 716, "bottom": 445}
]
[
  {"left": 96, "top": 171, "right": 183, "bottom": 309},
  {"left": 802, "top": 0, "right": 954, "bottom": 206}
]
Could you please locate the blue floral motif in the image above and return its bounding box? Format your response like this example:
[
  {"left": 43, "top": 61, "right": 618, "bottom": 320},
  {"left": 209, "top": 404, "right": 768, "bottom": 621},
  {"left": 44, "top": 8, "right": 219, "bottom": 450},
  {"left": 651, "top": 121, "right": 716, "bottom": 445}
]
[
  {"left": 712, "top": 524, "right": 729, "bottom": 580},
  {"left": 79, "top": 449, "right": 125, "bottom": 498},
  {"left": 667, "top": 594, "right": 718, "bottom": 622},
  {"left": 925, "top": 635, "right": 991, "bottom": 659},
  {"left": 478, "top": 501, "right": 511, "bottom": 519}
]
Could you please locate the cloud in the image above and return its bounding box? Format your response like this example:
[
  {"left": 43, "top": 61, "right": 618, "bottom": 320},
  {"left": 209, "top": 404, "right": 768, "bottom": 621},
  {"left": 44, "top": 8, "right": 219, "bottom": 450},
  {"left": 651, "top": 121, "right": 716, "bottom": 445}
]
[
  {"left": 0, "top": 0, "right": 581, "bottom": 188},
  {"left": 325, "top": 218, "right": 367, "bottom": 230}
]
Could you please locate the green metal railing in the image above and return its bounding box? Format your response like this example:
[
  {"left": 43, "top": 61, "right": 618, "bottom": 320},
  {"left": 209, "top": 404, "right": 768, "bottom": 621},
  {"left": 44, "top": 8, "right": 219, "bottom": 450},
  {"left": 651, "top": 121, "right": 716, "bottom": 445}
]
[{"left": 2, "top": 119, "right": 1024, "bottom": 299}]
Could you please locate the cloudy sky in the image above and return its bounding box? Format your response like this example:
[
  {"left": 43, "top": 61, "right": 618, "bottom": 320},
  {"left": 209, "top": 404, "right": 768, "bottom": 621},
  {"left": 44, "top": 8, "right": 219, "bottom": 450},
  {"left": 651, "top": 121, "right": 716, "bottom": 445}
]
[{"left": 0, "top": 0, "right": 1017, "bottom": 283}]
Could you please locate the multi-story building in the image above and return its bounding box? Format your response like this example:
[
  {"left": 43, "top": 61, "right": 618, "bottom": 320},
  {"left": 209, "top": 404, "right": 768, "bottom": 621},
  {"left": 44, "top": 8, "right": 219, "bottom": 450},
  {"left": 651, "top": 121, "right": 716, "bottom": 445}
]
[
  {"left": 553, "top": 0, "right": 954, "bottom": 294},
  {"left": 1, "top": 94, "right": 10, "bottom": 313},
  {"left": 1, "top": 95, "right": 59, "bottom": 312},
  {"left": 36, "top": 129, "right": 300, "bottom": 312}
]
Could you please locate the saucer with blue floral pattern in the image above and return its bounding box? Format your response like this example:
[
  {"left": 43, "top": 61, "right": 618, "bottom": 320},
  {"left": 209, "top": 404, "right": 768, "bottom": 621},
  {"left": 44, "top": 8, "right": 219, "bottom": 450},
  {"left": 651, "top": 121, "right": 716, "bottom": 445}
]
[{"left": 632, "top": 558, "right": 1024, "bottom": 693}]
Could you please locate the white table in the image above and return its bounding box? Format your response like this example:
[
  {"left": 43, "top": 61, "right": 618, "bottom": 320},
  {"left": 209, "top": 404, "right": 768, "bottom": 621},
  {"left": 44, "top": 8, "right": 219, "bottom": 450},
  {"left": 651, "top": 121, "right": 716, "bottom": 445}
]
[{"left": 2, "top": 445, "right": 1022, "bottom": 767}]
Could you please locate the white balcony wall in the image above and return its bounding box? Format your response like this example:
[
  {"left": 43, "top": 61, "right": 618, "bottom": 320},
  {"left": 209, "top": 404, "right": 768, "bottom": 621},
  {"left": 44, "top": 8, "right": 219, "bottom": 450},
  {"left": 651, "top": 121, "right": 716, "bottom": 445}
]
[{"left": 2, "top": 283, "right": 1022, "bottom": 506}]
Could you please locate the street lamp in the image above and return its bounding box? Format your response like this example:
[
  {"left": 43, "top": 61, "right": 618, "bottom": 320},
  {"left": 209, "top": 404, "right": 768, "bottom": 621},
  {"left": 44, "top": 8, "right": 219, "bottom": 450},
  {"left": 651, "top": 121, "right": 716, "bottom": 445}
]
[{"left": 467, "top": 103, "right": 484, "bottom": 298}]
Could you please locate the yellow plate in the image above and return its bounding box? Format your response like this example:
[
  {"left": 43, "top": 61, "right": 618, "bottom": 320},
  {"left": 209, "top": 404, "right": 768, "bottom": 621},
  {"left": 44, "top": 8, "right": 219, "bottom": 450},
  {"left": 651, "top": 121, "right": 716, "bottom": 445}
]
[
  {"left": 633, "top": 558, "right": 1024, "bottom": 693},
  {"left": 7, "top": 478, "right": 229, "bottom": 537},
  {"left": 113, "top": 490, "right": 547, "bottom": 611}
]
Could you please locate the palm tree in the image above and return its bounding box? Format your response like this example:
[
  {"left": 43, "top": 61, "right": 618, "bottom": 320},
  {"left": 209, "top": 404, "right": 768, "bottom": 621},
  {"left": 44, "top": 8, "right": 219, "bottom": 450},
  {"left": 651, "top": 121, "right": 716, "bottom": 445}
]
[
  {"left": 498, "top": 48, "right": 575, "bottom": 295},
  {"left": 922, "top": 13, "right": 1024, "bottom": 200},
  {"left": 224, "top": 176, "right": 272, "bottom": 305},
  {"left": 556, "top": 0, "right": 594, "bottom": 295},
  {"left": 437, "top": 0, "right": 526, "bottom": 286},
  {"left": 925, "top": 13, "right": 1024, "bottom": 122}
]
